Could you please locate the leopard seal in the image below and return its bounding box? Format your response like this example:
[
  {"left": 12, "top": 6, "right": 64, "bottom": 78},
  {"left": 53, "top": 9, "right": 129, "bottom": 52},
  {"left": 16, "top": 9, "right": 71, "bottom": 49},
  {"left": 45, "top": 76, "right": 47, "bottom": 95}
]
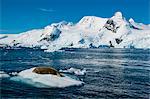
[{"left": 32, "top": 67, "right": 64, "bottom": 77}]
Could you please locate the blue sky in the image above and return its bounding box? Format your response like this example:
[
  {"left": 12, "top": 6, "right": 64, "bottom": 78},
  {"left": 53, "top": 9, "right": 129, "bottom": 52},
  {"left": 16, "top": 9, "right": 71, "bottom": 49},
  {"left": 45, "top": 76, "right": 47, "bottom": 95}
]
[{"left": 1, "top": 0, "right": 150, "bottom": 34}]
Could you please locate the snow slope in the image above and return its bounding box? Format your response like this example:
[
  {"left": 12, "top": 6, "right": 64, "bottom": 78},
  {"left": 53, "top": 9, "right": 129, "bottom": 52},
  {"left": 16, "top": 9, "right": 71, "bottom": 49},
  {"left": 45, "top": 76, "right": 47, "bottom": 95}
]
[{"left": 0, "top": 12, "right": 150, "bottom": 51}]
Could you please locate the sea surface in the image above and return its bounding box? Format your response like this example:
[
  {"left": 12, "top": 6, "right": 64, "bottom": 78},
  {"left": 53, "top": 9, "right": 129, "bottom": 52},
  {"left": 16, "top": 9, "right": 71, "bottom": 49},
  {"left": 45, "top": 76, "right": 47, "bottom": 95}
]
[{"left": 0, "top": 48, "right": 150, "bottom": 99}]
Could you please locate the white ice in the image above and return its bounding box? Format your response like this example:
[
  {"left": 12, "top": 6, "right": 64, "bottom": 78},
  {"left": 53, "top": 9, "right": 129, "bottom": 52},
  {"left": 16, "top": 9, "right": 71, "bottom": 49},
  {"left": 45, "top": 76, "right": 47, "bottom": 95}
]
[
  {"left": 10, "top": 67, "right": 84, "bottom": 88},
  {"left": 59, "top": 67, "right": 86, "bottom": 76},
  {"left": 0, "top": 71, "right": 10, "bottom": 78}
]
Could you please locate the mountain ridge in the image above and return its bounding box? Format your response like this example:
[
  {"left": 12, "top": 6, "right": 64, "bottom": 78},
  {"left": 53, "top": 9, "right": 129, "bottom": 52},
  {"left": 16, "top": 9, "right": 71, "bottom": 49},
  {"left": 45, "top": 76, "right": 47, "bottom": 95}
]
[{"left": 0, "top": 12, "right": 150, "bottom": 52}]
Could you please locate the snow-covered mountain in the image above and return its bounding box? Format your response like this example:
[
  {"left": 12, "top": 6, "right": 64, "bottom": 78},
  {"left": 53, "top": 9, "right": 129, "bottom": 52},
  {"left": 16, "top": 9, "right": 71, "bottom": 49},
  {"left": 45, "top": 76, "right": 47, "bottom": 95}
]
[{"left": 0, "top": 12, "right": 150, "bottom": 52}]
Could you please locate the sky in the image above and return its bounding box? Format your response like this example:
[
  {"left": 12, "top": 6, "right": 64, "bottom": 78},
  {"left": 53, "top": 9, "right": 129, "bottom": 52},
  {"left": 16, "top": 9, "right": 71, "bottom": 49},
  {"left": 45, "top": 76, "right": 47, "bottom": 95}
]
[{"left": 0, "top": 0, "right": 150, "bottom": 34}]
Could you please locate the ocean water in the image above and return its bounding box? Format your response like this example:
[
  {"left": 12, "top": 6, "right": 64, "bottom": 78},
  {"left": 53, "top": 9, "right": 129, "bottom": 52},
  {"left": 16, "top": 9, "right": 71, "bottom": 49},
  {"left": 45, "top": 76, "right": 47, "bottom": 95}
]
[{"left": 0, "top": 48, "right": 150, "bottom": 99}]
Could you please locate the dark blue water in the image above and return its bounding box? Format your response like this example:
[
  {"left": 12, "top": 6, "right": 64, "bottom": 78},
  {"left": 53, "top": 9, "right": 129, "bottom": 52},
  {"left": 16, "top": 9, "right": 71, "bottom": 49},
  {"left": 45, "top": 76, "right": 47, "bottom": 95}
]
[{"left": 0, "top": 48, "right": 150, "bottom": 99}]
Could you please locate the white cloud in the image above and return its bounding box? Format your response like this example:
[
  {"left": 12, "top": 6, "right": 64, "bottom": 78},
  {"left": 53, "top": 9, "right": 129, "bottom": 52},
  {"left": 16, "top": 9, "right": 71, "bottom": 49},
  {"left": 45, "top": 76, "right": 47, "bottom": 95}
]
[{"left": 38, "top": 8, "right": 55, "bottom": 12}]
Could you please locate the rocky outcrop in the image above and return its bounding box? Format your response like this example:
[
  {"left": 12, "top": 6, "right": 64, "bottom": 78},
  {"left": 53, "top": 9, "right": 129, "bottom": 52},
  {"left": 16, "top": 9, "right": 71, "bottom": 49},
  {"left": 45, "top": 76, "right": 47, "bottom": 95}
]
[{"left": 104, "top": 19, "right": 119, "bottom": 33}]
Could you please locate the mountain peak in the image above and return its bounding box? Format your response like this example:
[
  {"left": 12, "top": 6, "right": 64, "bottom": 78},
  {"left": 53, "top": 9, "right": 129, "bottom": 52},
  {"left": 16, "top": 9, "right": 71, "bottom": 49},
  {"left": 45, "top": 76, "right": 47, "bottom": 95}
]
[
  {"left": 129, "top": 18, "right": 134, "bottom": 23},
  {"left": 114, "top": 11, "right": 123, "bottom": 19},
  {"left": 78, "top": 16, "right": 103, "bottom": 24},
  {"left": 77, "top": 16, "right": 108, "bottom": 31}
]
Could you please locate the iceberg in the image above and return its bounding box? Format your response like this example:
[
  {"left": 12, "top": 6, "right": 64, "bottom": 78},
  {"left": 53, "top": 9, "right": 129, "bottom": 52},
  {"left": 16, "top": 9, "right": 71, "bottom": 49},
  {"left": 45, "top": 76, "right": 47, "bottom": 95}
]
[{"left": 11, "top": 67, "right": 84, "bottom": 88}]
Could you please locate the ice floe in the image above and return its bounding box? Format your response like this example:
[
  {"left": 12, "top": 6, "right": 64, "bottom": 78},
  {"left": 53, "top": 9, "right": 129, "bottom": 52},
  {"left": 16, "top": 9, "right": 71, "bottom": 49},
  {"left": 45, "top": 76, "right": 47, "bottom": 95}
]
[
  {"left": 10, "top": 67, "right": 84, "bottom": 88},
  {"left": 59, "top": 67, "right": 86, "bottom": 76},
  {"left": 0, "top": 71, "right": 10, "bottom": 78}
]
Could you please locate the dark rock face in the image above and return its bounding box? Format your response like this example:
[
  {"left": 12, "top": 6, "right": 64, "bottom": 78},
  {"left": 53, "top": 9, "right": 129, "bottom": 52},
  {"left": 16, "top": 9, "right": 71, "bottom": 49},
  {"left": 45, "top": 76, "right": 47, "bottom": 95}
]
[
  {"left": 40, "top": 28, "right": 61, "bottom": 42},
  {"left": 79, "top": 39, "right": 85, "bottom": 44},
  {"left": 49, "top": 28, "right": 61, "bottom": 41},
  {"left": 129, "top": 24, "right": 142, "bottom": 30},
  {"left": 109, "top": 41, "right": 114, "bottom": 48},
  {"left": 0, "top": 36, "right": 8, "bottom": 39},
  {"left": 115, "top": 38, "right": 123, "bottom": 44},
  {"left": 32, "top": 67, "right": 64, "bottom": 77},
  {"left": 104, "top": 19, "right": 119, "bottom": 33},
  {"left": 13, "top": 43, "right": 20, "bottom": 46},
  {"left": 89, "top": 43, "right": 97, "bottom": 48}
]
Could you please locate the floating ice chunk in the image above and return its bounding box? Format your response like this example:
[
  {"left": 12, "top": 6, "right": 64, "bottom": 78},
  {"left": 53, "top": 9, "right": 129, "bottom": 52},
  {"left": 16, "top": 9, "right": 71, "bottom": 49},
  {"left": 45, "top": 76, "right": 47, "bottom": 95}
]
[
  {"left": 9, "top": 72, "right": 18, "bottom": 76},
  {"left": 0, "top": 71, "right": 10, "bottom": 78},
  {"left": 11, "top": 67, "right": 84, "bottom": 88},
  {"left": 59, "top": 67, "right": 86, "bottom": 76}
]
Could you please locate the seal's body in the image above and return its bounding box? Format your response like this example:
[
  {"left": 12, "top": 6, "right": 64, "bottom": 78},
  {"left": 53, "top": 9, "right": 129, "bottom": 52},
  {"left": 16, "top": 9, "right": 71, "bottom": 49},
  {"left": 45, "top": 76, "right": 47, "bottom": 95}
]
[{"left": 32, "top": 67, "right": 63, "bottom": 77}]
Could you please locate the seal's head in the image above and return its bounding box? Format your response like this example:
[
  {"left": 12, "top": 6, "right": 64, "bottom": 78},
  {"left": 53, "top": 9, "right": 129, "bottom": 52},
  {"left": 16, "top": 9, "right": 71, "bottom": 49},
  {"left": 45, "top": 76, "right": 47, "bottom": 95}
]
[{"left": 32, "top": 67, "right": 64, "bottom": 77}]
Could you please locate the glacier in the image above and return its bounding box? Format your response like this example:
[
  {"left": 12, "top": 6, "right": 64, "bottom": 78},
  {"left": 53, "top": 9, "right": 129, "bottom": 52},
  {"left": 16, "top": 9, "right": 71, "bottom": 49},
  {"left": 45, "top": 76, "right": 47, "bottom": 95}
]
[{"left": 0, "top": 12, "right": 150, "bottom": 52}]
